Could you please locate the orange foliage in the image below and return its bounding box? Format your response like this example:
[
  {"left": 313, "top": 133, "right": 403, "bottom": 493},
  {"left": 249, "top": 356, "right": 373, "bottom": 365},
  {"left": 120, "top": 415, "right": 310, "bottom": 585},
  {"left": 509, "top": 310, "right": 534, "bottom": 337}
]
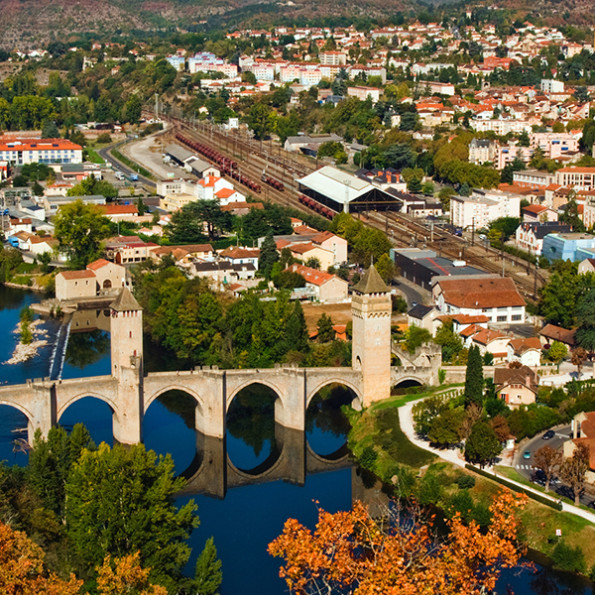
[
  {"left": 0, "top": 520, "right": 83, "bottom": 595},
  {"left": 269, "top": 491, "right": 528, "bottom": 595},
  {"left": 96, "top": 551, "right": 168, "bottom": 595}
]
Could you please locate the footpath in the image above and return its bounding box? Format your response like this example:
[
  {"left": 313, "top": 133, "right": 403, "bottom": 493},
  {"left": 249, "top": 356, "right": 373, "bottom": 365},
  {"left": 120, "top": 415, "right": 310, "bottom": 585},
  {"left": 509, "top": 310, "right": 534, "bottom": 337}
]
[{"left": 399, "top": 400, "right": 595, "bottom": 524}]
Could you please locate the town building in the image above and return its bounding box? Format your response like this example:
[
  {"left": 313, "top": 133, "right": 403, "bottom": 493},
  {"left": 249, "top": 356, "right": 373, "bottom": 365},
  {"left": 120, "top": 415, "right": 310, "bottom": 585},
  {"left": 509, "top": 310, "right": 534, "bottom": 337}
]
[
  {"left": 541, "top": 232, "right": 595, "bottom": 262},
  {"left": 286, "top": 264, "right": 348, "bottom": 303},
  {"left": 515, "top": 222, "right": 572, "bottom": 255},
  {"left": 450, "top": 191, "right": 520, "bottom": 229},
  {"left": 555, "top": 167, "right": 595, "bottom": 191},
  {"left": 0, "top": 139, "right": 82, "bottom": 166},
  {"left": 494, "top": 366, "right": 538, "bottom": 408},
  {"left": 432, "top": 275, "right": 526, "bottom": 324}
]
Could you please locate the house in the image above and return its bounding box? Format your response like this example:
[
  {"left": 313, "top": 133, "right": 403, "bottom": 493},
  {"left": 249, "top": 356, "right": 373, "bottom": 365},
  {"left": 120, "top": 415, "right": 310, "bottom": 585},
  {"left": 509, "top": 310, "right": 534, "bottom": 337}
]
[
  {"left": 563, "top": 411, "right": 595, "bottom": 483},
  {"left": 98, "top": 204, "right": 142, "bottom": 223},
  {"left": 450, "top": 313, "right": 489, "bottom": 335},
  {"left": 26, "top": 235, "right": 58, "bottom": 256},
  {"left": 468, "top": 328, "right": 510, "bottom": 363},
  {"left": 494, "top": 365, "right": 538, "bottom": 408},
  {"left": 578, "top": 258, "right": 595, "bottom": 275},
  {"left": 219, "top": 247, "right": 260, "bottom": 269},
  {"left": 104, "top": 236, "right": 158, "bottom": 264},
  {"left": 86, "top": 259, "right": 129, "bottom": 292},
  {"left": 539, "top": 324, "right": 575, "bottom": 349},
  {"left": 55, "top": 270, "right": 97, "bottom": 301},
  {"left": 286, "top": 264, "right": 348, "bottom": 303},
  {"left": 521, "top": 204, "right": 558, "bottom": 223},
  {"left": 507, "top": 337, "right": 543, "bottom": 367},
  {"left": 407, "top": 304, "right": 439, "bottom": 335},
  {"left": 515, "top": 222, "right": 572, "bottom": 255},
  {"left": 432, "top": 275, "right": 526, "bottom": 324}
]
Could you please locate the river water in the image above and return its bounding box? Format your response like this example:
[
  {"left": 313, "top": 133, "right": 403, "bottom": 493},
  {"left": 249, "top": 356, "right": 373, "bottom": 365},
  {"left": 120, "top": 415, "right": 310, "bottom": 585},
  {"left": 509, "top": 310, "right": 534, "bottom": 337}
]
[{"left": 0, "top": 285, "right": 591, "bottom": 594}]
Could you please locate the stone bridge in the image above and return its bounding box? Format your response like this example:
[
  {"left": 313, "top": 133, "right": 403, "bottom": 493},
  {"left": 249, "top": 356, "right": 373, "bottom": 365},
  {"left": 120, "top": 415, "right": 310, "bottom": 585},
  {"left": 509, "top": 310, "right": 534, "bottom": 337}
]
[
  {"left": 0, "top": 270, "right": 441, "bottom": 446},
  {"left": 0, "top": 364, "right": 436, "bottom": 445}
]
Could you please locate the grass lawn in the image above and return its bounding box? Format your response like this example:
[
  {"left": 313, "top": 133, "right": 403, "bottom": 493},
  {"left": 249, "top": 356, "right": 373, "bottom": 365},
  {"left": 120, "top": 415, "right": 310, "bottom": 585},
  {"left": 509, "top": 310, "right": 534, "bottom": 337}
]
[
  {"left": 348, "top": 404, "right": 435, "bottom": 482},
  {"left": 86, "top": 147, "right": 105, "bottom": 164},
  {"left": 470, "top": 472, "right": 595, "bottom": 569},
  {"left": 373, "top": 383, "right": 464, "bottom": 410}
]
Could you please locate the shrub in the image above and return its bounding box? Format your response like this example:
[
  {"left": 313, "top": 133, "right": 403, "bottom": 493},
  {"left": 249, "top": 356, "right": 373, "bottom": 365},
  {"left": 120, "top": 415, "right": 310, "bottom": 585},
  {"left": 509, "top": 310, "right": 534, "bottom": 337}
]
[
  {"left": 552, "top": 541, "right": 586, "bottom": 574},
  {"left": 359, "top": 446, "right": 377, "bottom": 470},
  {"left": 455, "top": 474, "right": 476, "bottom": 490}
]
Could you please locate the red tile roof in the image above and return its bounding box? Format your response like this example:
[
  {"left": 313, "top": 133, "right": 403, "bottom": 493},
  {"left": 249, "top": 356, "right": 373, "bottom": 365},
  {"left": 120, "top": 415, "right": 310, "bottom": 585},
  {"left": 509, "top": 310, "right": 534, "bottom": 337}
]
[
  {"left": 59, "top": 270, "right": 96, "bottom": 280},
  {"left": 86, "top": 258, "right": 111, "bottom": 271},
  {"left": 287, "top": 264, "right": 337, "bottom": 286},
  {"left": 0, "top": 138, "right": 82, "bottom": 152},
  {"left": 436, "top": 277, "right": 525, "bottom": 309}
]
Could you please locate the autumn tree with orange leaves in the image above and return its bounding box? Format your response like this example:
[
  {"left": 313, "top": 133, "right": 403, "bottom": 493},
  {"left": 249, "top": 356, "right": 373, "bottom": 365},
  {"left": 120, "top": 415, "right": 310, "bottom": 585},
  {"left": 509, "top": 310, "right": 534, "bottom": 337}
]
[
  {"left": 0, "top": 520, "right": 168, "bottom": 595},
  {"left": 269, "top": 491, "right": 528, "bottom": 595}
]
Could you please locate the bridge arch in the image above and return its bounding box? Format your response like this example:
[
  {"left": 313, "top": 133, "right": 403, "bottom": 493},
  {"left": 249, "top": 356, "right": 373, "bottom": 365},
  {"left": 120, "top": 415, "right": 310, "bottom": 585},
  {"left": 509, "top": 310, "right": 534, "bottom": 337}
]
[
  {"left": 306, "top": 379, "right": 363, "bottom": 410},
  {"left": 144, "top": 385, "right": 205, "bottom": 415},
  {"left": 392, "top": 376, "right": 425, "bottom": 388},
  {"left": 0, "top": 401, "right": 35, "bottom": 439},
  {"left": 226, "top": 379, "right": 284, "bottom": 408},
  {"left": 56, "top": 392, "right": 119, "bottom": 421}
]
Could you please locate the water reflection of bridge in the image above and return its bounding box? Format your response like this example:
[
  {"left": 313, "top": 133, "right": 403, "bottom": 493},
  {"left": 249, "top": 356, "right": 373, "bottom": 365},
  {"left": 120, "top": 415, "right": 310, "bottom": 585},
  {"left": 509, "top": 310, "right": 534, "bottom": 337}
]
[{"left": 181, "top": 426, "right": 352, "bottom": 498}]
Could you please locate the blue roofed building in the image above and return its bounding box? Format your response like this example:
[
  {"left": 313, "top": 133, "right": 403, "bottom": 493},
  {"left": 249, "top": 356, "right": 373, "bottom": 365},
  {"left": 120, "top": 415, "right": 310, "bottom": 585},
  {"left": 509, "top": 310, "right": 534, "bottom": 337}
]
[{"left": 542, "top": 232, "right": 595, "bottom": 262}]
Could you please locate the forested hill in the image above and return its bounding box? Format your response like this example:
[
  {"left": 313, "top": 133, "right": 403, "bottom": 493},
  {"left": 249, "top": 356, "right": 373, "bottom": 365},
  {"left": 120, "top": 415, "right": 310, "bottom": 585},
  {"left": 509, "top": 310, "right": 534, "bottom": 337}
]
[
  {"left": 0, "top": 0, "right": 214, "bottom": 49},
  {"left": 2, "top": 0, "right": 419, "bottom": 49}
]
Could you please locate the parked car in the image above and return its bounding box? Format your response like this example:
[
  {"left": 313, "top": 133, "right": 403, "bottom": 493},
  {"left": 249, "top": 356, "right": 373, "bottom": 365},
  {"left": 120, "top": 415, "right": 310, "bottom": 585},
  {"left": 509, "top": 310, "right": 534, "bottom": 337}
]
[{"left": 542, "top": 430, "right": 555, "bottom": 440}]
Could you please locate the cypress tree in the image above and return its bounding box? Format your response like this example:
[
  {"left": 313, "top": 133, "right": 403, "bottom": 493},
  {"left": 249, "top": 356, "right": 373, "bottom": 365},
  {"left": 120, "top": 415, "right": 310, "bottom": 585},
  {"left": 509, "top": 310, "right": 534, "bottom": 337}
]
[
  {"left": 194, "top": 537, "right": 222, "bottom": 595},
  {"left": 258, "top": 231, "right": 279, "bottom": 280},
  {"left": 464, "top": 345, "right": 484, "bottom": 408},
  {"left": 285, "top": 301, "right": 309, "bottom": 353}
]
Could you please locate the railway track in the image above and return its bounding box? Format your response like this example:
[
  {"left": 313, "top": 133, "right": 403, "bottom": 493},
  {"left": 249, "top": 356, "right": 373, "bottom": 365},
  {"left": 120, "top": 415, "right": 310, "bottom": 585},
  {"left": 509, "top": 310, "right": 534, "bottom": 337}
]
[{"left": 149, "top": 111, "right": 546, "bottom": 299}]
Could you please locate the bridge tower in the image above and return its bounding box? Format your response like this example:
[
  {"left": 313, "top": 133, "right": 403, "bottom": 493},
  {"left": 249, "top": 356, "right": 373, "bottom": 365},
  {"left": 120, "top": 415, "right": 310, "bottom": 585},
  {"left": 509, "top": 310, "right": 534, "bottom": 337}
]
[
  {"left": 351, "top": 265, "right": 392, "bottom": 406},
  {"left": 110, "top": 288, "right": 144, "bottom": 444}
]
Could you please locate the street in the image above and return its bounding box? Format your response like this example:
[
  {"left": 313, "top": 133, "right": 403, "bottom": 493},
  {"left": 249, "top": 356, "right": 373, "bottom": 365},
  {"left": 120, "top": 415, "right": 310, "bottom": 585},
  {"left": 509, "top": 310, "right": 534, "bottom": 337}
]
[{"left": 514, "top": 425, "right": 595, "bottom": 508}]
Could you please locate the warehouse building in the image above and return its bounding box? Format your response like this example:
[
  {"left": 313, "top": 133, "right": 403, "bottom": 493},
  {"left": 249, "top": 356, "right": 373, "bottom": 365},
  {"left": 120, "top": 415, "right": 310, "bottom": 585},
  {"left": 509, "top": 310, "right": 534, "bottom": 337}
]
[{"left": 297, "top": 166, "right": 403, "bottom": 214}]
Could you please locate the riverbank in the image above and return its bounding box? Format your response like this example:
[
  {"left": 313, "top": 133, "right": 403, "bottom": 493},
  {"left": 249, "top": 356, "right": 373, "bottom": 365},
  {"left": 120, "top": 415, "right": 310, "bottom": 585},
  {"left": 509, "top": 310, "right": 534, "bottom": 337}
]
[{"left": 347, "top": 387, "right": 595, "bottom": 579}]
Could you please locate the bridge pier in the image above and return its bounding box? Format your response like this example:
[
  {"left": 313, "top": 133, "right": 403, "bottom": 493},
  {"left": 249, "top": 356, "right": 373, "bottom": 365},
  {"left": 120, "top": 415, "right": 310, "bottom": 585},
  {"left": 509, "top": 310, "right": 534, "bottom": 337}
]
[{"left": 27, "top": 382, "right": 57, "bottom": 444}]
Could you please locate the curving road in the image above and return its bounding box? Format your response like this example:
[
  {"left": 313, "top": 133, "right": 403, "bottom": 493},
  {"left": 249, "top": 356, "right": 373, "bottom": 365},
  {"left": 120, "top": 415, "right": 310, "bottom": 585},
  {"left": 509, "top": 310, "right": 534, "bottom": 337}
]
[{"left": 98, "top": 139, "right": 156, "bottom": 192}]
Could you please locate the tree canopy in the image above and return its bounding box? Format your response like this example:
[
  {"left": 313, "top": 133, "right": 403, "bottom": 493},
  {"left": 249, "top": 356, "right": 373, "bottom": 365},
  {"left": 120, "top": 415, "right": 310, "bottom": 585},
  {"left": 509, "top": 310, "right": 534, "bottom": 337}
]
[
  {"left": 54, "top": 199, "right": 112, "bottom": 268},
  {"left": 269, "top": 492, "right": 527, "bottom": 595}
]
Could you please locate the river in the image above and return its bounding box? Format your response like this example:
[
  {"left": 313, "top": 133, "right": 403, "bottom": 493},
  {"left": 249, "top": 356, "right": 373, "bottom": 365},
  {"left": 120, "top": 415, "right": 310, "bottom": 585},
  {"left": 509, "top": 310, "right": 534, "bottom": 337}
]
[{"left": 0, "top": 285, "right": 591, "bottom": 594}]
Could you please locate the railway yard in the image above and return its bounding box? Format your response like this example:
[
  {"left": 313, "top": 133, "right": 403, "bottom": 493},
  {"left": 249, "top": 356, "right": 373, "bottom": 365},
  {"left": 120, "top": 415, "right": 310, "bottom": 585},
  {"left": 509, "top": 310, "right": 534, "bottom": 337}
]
[{"left": 131, "top": 112, "right": 548, "bottom": 300}]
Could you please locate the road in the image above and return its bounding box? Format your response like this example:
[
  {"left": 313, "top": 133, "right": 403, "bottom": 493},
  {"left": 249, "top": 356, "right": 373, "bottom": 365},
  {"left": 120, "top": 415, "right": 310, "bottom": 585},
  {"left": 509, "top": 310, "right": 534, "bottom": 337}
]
[
  {"left": 515, "top": 425, "right": 595, "bottom": 508},
  {"left": 391, "top": 278, "right": 429, "bottom": 307},
  {"left": 98, "top": 140, "right": 156, "bottom": 192}
]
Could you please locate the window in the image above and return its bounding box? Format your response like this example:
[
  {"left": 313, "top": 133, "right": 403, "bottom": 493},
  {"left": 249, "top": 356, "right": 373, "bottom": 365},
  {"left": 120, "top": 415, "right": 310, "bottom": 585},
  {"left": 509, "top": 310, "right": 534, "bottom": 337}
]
[
  {"left": 512, "top": 314, "right": 522, "bottom": 321},
  {"left": 497, "top": 315, "right": 507, "bottom": 322}
]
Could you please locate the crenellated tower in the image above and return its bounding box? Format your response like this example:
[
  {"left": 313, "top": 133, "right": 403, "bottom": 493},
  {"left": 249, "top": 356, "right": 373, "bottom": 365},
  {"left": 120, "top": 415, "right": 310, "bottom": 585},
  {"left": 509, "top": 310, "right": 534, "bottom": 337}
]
[
  {"left": 351, "top": 265, "right": 392, "bottom": 406},
  {"left": 110, "top": 288, "right": 143, "bottom": 443}
]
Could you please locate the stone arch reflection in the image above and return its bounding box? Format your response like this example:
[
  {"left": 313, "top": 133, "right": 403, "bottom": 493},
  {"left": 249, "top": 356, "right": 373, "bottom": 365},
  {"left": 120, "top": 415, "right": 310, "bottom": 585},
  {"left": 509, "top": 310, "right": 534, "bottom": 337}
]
[
  {"left": 144, "top": 389, "right": 202, "bottom": 477},
  {"left": 306, "top": 383, "right": 354, "bottom": 461},
  {"left": 226, "top": 383, "right": 282, "bottom": 475}
]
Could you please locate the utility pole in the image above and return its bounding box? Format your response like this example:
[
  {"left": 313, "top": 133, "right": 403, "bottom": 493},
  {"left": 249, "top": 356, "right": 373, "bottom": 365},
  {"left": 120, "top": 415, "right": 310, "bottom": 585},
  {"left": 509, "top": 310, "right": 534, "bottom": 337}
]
[
  {"left": 471, "top": 217, "right": 475, "bottom": 246},
  {"left": 154, "top": 93, "right": 158, "bottom": 119}
]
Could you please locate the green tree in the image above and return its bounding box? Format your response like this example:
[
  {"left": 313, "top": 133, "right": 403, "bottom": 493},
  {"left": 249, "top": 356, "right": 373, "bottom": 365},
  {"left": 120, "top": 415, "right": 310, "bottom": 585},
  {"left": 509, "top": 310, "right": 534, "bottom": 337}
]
[
  {"left": 464, "top": 345, "right": 484, "bottom": 408},
  {"left": 539, "top": 261, "right": 592, "bottom": 328},
  {"left": 247, "top": 102, "right": 274, "bottom": 140},
  {"left": 546, "top": 341, "right": 568, "bottom": 369},
  {"left": 258, "top": 231, "right": 279, "bottom": 280},
  {"left": 54, "top": 199, "right": 112, "bottom": 268},
  {"left": 575, "top": 287, "right": 595, "bottom": 352},
  {"left": 67, "top": 174, "right": 117, "bottom": 200},
  {"left": 65, "top": 442, "right": 200, "bottom": 592},
  {"left": 284, "top": 300, "right": 309, "bottom": 353},
  {"left": 375, "top": 253, "right": 396, "bottom": 283},
  {"left": 41, "top": 119, "right": 60, "bottom": 138},
  {"left": 316, "top": 313, "right": 336, "bottom": 343},
  {"left": 402, "top": 325, "right": 431, "bottom": 354},
  {"left": 464, "top": 421, "right": 501, "bottom": 467},
  {"left": 194, "top": 537, "right": 222, "bottom": 595},
  {"left": 434, "top": 320, "right": 463, "bottom": 363},
  {"left": 428, "top": 407, "right": 465, "bottom": 446},
  {"left": 123, "top": 94, "right": 142, "bottom": 124}
]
